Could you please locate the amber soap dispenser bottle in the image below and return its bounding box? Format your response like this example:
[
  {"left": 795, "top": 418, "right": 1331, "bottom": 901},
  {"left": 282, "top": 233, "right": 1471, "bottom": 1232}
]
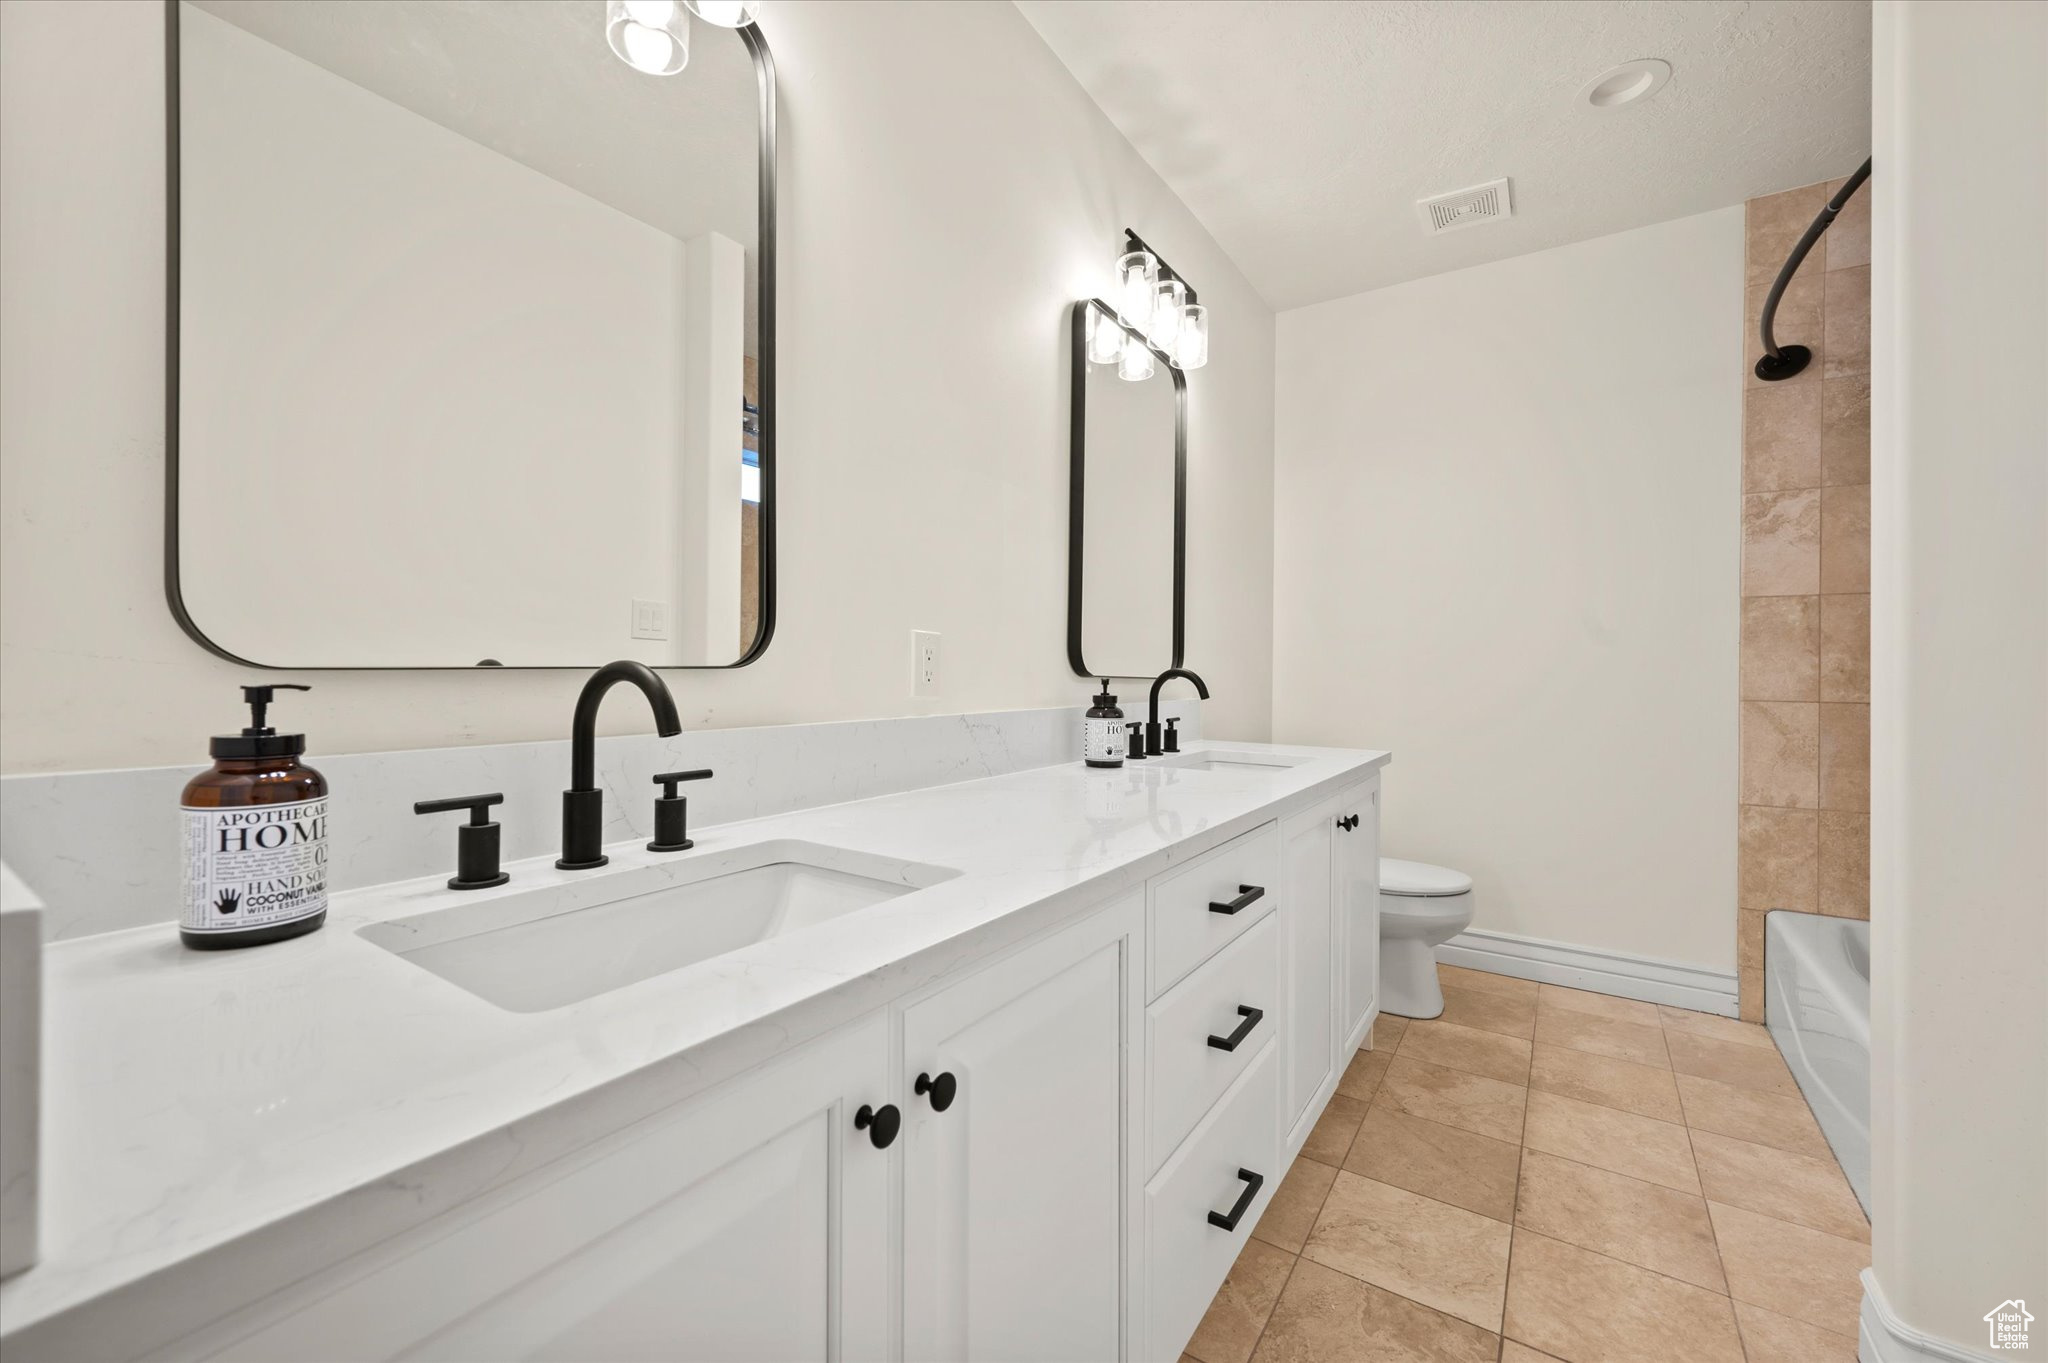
[{"left": 180, "top": 684, "right": 330, "bottom": 950}]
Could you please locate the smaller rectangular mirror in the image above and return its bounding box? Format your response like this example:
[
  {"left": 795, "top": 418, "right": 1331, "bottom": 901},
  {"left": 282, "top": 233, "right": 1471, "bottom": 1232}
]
[{"left": 1067, "top": 299, "right": 1185, "bottom": 680}]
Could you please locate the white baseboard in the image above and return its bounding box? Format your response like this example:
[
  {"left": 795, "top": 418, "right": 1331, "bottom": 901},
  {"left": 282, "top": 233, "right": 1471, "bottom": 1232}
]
[
  {"left": 1860, "top": 1269, "right": 2002, "bottom": 1362},
  {"left": 1435, "top": 927, "right": 1739, "bottom": 1017}
]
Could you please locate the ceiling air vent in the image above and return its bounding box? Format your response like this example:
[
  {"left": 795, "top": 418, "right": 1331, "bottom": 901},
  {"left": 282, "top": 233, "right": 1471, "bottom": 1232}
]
[{"left": 1417, "top": 178, "right": 1513, "bottom": 236}]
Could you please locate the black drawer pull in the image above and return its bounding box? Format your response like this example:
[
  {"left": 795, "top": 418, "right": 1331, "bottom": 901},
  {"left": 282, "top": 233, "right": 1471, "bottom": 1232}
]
[
  {"left": 1207, "top": 1168, "right": 1265, "bottom": 1231},
  {"left": 1207, "top": 1005, "right": 1265, "bottom": 1052},
  {"left": 915, "top": 1071, "right": 958, "bottom": 1112},
  {"left": 854, "top": 1103, "right": 900, "bottom": 1149},
  {"left": 1208, "top": 884, "right": 1265, "bottom": 915}
]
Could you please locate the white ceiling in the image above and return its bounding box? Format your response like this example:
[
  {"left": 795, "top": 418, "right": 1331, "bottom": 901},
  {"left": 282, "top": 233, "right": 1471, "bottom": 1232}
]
[{"left": 1015, "top": 0, "right": 1870, "bottom": 310}]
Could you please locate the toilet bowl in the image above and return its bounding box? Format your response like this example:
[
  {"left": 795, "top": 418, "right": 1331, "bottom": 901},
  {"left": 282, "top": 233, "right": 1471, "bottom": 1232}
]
[{"left": 1378, "top": 858, "right": 1474, "bottom": 1019}]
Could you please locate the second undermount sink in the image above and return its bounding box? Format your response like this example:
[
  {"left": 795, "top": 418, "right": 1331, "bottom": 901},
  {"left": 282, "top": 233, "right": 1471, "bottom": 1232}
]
[
  {"left": 1155, "top": 748, "right": 1311, "bottom": 774},
  {"left": 361, "top": 841, "right": 957, "bottom": 1013}
]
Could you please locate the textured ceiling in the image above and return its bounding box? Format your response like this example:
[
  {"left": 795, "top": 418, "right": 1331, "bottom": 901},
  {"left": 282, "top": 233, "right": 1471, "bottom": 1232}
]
[{"left": 1015, "top": 0, "right": 1870, "bottom": 309}]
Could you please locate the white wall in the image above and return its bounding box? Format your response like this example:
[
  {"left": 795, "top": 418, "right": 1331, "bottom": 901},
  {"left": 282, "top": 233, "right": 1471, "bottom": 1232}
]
[
  {"left": 1274, "top": 209, "right": 1743, "bottom": 971},
  {"left": 1868, "top": 1, "right": 2047, "bottom": 1353},
  {"left": 0, "top": 0, "right": 1276, "bottom": 772}
]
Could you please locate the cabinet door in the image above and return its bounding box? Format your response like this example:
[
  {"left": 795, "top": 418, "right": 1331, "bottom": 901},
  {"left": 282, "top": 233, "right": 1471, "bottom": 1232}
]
[
  {"left": 1334, "top": 780, "right": 1382, "bottom": 1054},
  {"left": 901, "top": 896, "right": 1139, "bottom": 1363},
  {"left": 1280, "top": 809, "right": 1336, "bottom": 1147},
  {"left": 194, "top": 1019, "right": 894, "bottom": 1363}
]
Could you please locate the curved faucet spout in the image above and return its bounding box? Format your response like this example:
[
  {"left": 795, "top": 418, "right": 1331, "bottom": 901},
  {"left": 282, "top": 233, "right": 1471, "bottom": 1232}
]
[
  {"left": 1147, "top": 668, "right": 1210, "bottom": 755},
  {"left": 570, "top": 660, "right": 682, "bottom": 792}
]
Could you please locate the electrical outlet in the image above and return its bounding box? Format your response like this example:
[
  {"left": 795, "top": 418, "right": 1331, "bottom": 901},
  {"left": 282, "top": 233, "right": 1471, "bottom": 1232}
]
[
  {"left": 912, "top": 630, "right": 941, "bottom": 697},
  {"left": 631, "top": 598, "right": 669, "bottom": 641}
]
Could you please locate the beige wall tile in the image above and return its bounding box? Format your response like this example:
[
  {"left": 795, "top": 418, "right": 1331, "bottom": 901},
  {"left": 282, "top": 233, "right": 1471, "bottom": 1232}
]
[
  {"left": 1399, "top": 1019, "right": 1533, "bottom": 1085},
  {"left": 1741, "top": 596, "right": 1821, "bottom": 701},
  {"left": 1819, "top": 702, "right": 1870, "bottom": 811},
  {"left": 1823, "top": 175, "right": 1871, "bottom": 271},
  {"left": 1746, "top": 182, "right": 1828, "bottom": 289},
  {"left": 1738, "top": 909, "right": 1766, "bottom": 1022},
  {"left": 1251, "top": 1156, "right": 1338, "bottom": 1253},
  {"left": 1692, "top": 1129, "right": 1870, "bottom": 1243},
  {"left": 1743, "top": 383, "right": 1822, "bottom": 491},
  {"left": 1819, "top": 484, "right": 1871, "bottom": 593},
  {"left": 1677, "top": 1072, "right": 1833, "bottom": 1159},
  {"left": 1740, "top": 701, "right": 1820, "bottom": 808},
  {"left": 1250, "top": 1258, "right": 1499, "bottom": 1363},
  {"left": 1745, "top": 272, "right": 1823, "bottom": 389},
  {"left": 1503, "top": 1229, "right": 1745, "bottom": 1363},
  {"left": 1735, "top": 1302, "right": 1858, "bottom": 1363},
  {"left": 1739, "top": 806, "right": 1817, "bottom": 911},
  {"left": 1514, "top": 1150, "right": 1726, "bottom": 1292},
  {"left": 1822, "top": 266, "right": 1871, "bottom": 378},
  {"left": 1709, "top": 1201, "right": 1869, "bottom": 1337},
  {"left": 1819, "top": 594, "right": 1871, "bottom": 701},
  {"left": 1817, "top": 811, "right": 1870, "bottom": 919},
  {"left": 1344, "top": 1101, "right": 1523, "bottom": 1222},
  {"left": 1188, "top": 1237, "right": 1295, "bottom": 1363},
  {"left": 1667, "top": 1030, "right": 1800, "bottom": 1097},
  {"left": 1377, "top": 1057, "right": 1528, "bottom": 1143},
  {"left": 1532, "top": 1007, "right": 1670, "bottom": 1069},
  {"left": 1743, "top": 490, "right": 1822, "bottom": 595},
  {"left": 1528, "top": 1044, "right": 1683, "bottom": 1123},
  {"left": 1521, "top": 1089, "right": 1700, "bottom": 1193},
  {"left": 1437, "top": 983, "right": 1537, "bottom": 1040},
  {"left": 1304, "top": 1173, "right": 1512, "bottom": 1331},
  {"left": 1820, "top": 375, "right": 1871, "bottom": 485}
]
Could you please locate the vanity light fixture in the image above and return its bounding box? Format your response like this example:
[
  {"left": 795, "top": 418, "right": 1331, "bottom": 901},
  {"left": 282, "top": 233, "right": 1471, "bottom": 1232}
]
[
  {"left": 1118, "top": 333, "right": 1156, "bottom": 382},
  {"left": 682, "top": 0, "right": 765, "bottom": 25},
  {"left": 1087, "top": 303, "right": 1125, "bottom": 365},
  {"left": 1116, "top": 249, "right": 1158, "bottom": 331},
  {"left": 1150, "top": 278, "right": 1187, "bottom": 352},
  {"left": 607, "top": 0, "right": 689, "bottom": 76},
  {"left": 1120, "top": 229, "right": 1206, "bottom": 372},
  {"left": 1174, "top": 304, "right": 1209, "bottom": 371}
]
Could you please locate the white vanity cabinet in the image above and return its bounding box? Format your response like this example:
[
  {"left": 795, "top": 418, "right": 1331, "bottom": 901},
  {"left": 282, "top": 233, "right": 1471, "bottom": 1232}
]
[{"left": 1333, "top": 782, "right": 1381, "bottom": 1052}]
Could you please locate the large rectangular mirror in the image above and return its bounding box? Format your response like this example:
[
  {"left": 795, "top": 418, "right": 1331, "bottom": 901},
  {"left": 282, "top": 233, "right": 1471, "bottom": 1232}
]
[
  {"left": 1067, "top": 299, "right": 1185, "bottom": 680},
  {"left": 168, "top": 0, "right": 774, "bottom": 668}
]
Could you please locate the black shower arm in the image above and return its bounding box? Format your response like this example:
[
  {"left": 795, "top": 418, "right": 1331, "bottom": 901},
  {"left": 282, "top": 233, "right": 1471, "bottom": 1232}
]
[{"left": 1756, "top": 157, "right": 1872, "bottom": 380}]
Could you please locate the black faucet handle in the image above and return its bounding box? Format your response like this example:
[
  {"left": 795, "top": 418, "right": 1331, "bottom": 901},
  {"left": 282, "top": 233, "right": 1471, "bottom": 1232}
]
[
  {"left": 1164, "top": 717, "right": 1182, "bottom": 753},
  {"left": 414, "top": 793, "right": 510, "bottom": 891},
  {"left": 653, "top": 769, "right": 714, "bottom": 798}
]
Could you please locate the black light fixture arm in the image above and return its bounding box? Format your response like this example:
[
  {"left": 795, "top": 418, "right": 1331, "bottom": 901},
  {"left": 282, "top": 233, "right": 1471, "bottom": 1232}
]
[
  {"left": 1124, "top": 228, "right": 1199, "bottom": 306},
  {"left": 1755, "top": 158, "right": 1871, "bottom": 382}
]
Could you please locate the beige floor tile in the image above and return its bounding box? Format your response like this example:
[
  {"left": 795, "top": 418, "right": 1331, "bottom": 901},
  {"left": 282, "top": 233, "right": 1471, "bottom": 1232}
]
[
  {"left": 1300, "top": 1093, "right": 1370, "bottom": 1166},
  {"left": 1657, "top": 1006, "right": 1776, "bottom": 1049},
  {"left": 1675, "top": 1072, "right": 1832, "bottom": 1159},
  {"left": 1691, "top": 1129, "right": 1868, "bottom": 1242},
  {"left": 1536, "top": 984, "right": 1661, "bottom": 1028},
  {"left": 1251, "top": 1157, "right": 1338, "bottom": 1253},
  {"left": 1533, "top": 1006, "right": 1670, "bottom": 1069},
  {"left": 1304, "top": 1173, "right": 1512, "bottom": 1332},
  {"left": 1513, "top": 1151, "right": 1725, "bottom": 1292},
  {"left": 1398, "top": 1019, "right": 1533, "bottom": 1085},
  {"left": 1666, "top": 1030, "right": 1799, "bottom": 1096},
  {"left": 1437, "top": 964, "right": 1538, "bottom": 1001},
  {"left": 1437, "top": 983, "right": 1537, "bottom": 1039},
  {"left": 1371, "top": 1013, "right": 1409, "bottom": 1051},
  {"left": 1248, "top": 1257, "right": 1499, "bottom": 1363},
  {"left": 1735, "top": 1301, "right": 1859, "bottom": 1362},
  {"left": 1503, "top": 1229, "right": 1745, "bottom": 1363},
  {"left": 1528, "top": 1044, "right": 1684, "bottom": 1123},
  {"left": 1499, "top": 1344, "right": 1566, "bottom": 1363},
  {"left": 1344, "top": 1100, "right": 1522, "bottom": 1222},
  {"left": 1709, "top": 1201, "right": 1869, "bottom": 1337},
  {"left": 1186, "top": 1237, "right": 1296, "bottom": 1363},
  {"left": 1335, "top": 1046, "right": 1391, "bottom": 1101},
  {"left": 1377, "top": 1056, "right": 1529, "bottom": 1143},
  {"left": 1520, "top": 1090, "right": 1699, "bottom": 1194}
]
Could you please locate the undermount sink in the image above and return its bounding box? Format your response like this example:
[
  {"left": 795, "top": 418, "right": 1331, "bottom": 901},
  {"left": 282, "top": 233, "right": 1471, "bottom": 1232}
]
[
  {"left": 1154, "top": 748, "right": 1311, "bottom": 774},
  {"left": 361, "top": 841, "right": 957, "bottom": 1012}
]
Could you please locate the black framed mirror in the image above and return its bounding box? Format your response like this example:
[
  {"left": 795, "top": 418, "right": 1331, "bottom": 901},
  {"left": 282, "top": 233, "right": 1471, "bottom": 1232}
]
[
  {"left": 1066, "top": 297, "right": 1186, "bottom": 680},
  {"left": 165, "top": 0, "right": 776, "bottom": 669}
]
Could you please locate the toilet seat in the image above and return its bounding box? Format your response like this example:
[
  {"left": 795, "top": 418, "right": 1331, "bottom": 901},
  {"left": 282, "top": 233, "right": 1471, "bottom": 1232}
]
[{"left": 1380, "top": 858, "right": 1472, "bottom": 898}]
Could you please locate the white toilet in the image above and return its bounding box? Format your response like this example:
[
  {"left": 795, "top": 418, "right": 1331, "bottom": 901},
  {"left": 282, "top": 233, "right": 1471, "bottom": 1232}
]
[{"left": 1378, "top": 858, "right": 1475, "bottom": 1019}]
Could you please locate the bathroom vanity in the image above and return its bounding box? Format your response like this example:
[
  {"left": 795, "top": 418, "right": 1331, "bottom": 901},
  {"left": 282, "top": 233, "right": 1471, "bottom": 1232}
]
[{"left": 0, "top": 741, "right": 1386, "bottom": 1363}]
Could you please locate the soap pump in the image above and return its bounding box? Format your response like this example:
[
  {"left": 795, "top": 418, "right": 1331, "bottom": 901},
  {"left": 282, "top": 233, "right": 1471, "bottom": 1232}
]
[
  {"left": 1084, "top": 681, "right": 1124, "bottom": 769},
  {"left": 179, "top": 684, "right": 330, "bottom": 950}
]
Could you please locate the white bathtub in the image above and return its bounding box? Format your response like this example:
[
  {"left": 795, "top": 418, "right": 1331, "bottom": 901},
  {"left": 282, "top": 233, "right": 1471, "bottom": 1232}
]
[{"left": 1764, "top": 910, "right": 1871, "bottom": 1213}]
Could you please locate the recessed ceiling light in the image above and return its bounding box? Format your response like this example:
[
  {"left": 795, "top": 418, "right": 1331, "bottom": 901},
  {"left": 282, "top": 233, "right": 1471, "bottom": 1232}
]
[{"left": 1579, "top": 58, "right": 1672, "bottom": 109}]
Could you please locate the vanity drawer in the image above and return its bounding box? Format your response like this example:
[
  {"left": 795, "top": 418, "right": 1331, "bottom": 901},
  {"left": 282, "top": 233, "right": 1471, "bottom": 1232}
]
[
  {"left": 1144, "top": 1039, "right": 1279, "bottom": 1361},
  {"left": 1148, "top": 822, "right": 1280, "bottom": 999},
  {"left": 1146, "top": 914, "right": 1279, "bottom": 1174}
]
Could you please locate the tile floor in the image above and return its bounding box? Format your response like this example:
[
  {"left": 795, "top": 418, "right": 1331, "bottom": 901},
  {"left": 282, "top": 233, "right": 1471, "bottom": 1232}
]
[{"left": 1184, "top": 964, "right": 1868, "bottom": 1363}]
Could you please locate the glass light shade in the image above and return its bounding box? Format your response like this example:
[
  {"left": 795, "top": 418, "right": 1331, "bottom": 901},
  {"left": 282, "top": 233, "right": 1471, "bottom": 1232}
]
[
  {"left": 1087, "top": 306, "right": 1124, "bottom": 365},
  {"left": 1116, "top": 250, "right": 1157, "bottom": 330},
  {"left": 1118, "top": 333, "right": 1155, "bottom": 382},
  {"left": 607, "top": 0, "right": 689, "bottom": 75},
  {"left": 683, "top": 0, "right": 765, "bottom": 26},
  {"left": 1174, "top": 304, "right": 1209, "bottom": 370},
  {"left": 1149, "top": 278, "right": 1186, "bottom": 350}
]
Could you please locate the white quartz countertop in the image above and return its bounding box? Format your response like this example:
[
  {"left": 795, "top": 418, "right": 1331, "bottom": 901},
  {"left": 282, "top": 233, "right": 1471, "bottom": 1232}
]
[{"left": 0, "top": 741, "right": 1387, "bottom": 1343}]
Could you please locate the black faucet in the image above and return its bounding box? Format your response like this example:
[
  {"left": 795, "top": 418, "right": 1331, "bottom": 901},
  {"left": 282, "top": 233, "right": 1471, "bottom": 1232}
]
[
  {"left": 1147, "top": 668, "right": 1210, "bottom": 756},
  {"left": 557, "top": 660, "right": 682, "bottom": 870}
]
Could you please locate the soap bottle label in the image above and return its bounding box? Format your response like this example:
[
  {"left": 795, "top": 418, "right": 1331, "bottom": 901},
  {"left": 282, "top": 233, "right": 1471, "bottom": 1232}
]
[
  {"left": 1083, "top": 718, "right": 1123, "bottom": 765},
  {"left": 180, "top": 796, "right": 330, "bottom": 933}
]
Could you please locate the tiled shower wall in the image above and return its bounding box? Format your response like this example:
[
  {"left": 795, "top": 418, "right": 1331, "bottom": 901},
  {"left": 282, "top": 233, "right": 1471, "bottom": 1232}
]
[{"left": 1737, "top": 177, "right": 1873, "bottom": 1020}]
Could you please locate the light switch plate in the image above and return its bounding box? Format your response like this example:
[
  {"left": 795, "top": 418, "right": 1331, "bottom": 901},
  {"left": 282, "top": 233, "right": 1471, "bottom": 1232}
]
[
  {"left": 912, "top": 630, "right": 941, "bottom": 697},
  {"left": 631, "top": 599, "right": 669, "bottom": 641}
]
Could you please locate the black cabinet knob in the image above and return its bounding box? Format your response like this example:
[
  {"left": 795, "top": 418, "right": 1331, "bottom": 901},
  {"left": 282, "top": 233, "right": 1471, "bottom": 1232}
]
[
  {"left": 915, "top": 1071, "right": 958, "bottom": 1112},
  {"left": 854, "top": 1103, "right": 900, "bottom": 1149},
  {"left": 413, "top": 793, "right": 510, "bottom": 891}
]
